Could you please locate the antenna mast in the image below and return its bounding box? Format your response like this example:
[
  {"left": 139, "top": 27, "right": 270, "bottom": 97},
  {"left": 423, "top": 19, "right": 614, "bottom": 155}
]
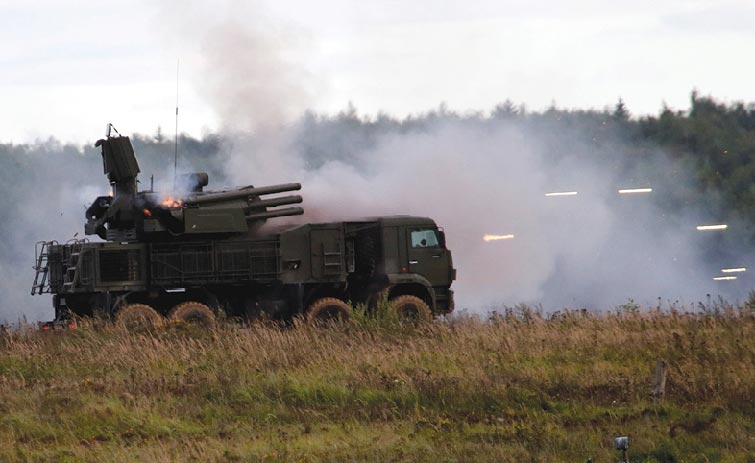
[{"left": 173, "top": 59, "right": 179, "bottom": 190}]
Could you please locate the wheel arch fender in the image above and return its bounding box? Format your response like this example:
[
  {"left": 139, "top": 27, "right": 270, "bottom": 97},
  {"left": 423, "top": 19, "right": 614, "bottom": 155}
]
[
  {"left": 386, "top": 274, "right": 436, "bottom": 310},
  {"left": 303, "top": 285, "right": 348, "bottom": 310}
]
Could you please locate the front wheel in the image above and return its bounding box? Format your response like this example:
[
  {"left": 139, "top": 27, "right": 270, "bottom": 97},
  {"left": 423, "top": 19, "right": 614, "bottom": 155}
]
[{"left": 390, "top": 295, "right": 432, "bottom": 324}]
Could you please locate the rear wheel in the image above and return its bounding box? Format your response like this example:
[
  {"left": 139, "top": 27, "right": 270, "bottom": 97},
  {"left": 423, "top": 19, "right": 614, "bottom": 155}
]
[
  {"left": 117, "top": 304, "right": 163, "bottom": 330},
  {"left": 307, "top": 297, "right": 352, "bottom": 324},
  {"left": 169, "top": 301, "right": 216, "bottom": 327},
  {"left": 390, "top": 295, "right": 432, "bottom": 324}
]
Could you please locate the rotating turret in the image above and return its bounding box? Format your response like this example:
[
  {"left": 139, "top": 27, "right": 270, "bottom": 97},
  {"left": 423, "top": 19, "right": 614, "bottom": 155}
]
[{"left": 84, "top": 130, "right": 303, "bottom": 242}]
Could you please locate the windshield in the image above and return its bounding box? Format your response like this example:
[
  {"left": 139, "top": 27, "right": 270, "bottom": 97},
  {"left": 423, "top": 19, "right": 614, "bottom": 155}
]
[{"left": 411, "top": 229, "right": 440, "bottom": 248}]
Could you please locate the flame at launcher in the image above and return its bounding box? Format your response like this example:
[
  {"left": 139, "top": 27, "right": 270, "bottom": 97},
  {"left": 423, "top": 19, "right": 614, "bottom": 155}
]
[
  {"left": 161, "top": 196, "right": 184, "bottom": 208},
  {"left": 483, "top": 234, "right": 515, "bottom": 242}
]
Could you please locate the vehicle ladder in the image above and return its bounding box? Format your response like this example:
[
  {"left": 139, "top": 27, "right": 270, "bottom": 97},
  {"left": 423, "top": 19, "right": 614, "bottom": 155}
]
[
  {"left": 62, "top": 239, "right": 87, "bottom": 290},
  {"left": 31, "top": 240, "right": 56, "bottom": 295}
]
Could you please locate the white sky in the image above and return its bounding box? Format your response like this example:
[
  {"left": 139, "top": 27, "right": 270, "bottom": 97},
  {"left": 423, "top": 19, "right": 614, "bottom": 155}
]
[{"left": 2, "top": 0, "right": 755, "bottom": 143}]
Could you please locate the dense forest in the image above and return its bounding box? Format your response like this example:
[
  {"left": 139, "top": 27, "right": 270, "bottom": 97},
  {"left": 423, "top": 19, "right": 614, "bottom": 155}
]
[{"left": 2, "top": 92, "right": 755, "bottom": 320}]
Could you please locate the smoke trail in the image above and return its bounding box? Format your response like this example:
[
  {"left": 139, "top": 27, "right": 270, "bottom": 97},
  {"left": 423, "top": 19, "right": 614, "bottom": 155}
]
[{"left": 159, "top": 0, "right": 316, "bottom": 134}]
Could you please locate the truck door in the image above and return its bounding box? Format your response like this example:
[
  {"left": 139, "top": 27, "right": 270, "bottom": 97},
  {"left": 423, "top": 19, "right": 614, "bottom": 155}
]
[{"left": 406, "top": 228, "right": 452, "bottom": 286}]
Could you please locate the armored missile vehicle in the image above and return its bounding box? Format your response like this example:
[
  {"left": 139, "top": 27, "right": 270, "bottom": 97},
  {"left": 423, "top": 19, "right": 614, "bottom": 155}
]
[{"left": 31, "top": 127, "right": 455, "bottom": 327}]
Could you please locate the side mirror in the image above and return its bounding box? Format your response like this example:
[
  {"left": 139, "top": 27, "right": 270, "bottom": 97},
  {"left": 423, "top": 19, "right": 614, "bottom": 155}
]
[{"left": 438, "top": 230, "right": 446, "bottom": 248}]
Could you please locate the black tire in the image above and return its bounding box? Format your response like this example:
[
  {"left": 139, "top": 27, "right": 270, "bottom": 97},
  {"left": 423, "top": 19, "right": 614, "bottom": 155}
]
[
  {"left": 307, "top": 297, "right": 352, "bottom": 324},
  {"left": 117, "top": 304, "right": 163, "bottom": 330},
  {"left": 390, "top": 295, "right": 432, "bottom": 323},
  {"left": 169, "top": 301, "right": 216, "bottom": 327}
]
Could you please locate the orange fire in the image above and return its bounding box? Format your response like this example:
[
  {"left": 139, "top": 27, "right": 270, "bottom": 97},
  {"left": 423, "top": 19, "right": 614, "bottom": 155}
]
[
  {"left": 143, "top": 209, "right": 152, "bottom": 217},
  {"left": 161, "top": 196, "right": 183, "bottom": 208}
]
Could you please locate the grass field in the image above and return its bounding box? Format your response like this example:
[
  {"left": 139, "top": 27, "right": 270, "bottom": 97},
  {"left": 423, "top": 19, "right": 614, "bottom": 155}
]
[{"left": 1, "top": 302, "right": 754, "bottom": 462}]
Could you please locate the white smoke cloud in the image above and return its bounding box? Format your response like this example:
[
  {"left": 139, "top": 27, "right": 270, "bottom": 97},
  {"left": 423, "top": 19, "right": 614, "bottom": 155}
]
[
  {"left": 216, "top": 118, "right": 734, "bottom": 311},
  {"left": 175, "top": 0, "right": 752, "bottom": 312},
  {"left": 1, "top": 147, "right": 103, "bottom": 323}
]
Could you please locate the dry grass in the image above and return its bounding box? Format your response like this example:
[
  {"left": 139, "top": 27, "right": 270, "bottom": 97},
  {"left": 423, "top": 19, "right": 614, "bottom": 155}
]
[{"left": 1, "top": 303, "right": 754, "bottom": 462}]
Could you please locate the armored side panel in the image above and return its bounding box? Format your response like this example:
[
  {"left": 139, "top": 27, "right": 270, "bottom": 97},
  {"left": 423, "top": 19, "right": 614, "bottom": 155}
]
[
  {"left": 278, "top": 224, "right": 348, "bottom": 284},
  {"left": 150, "top": 239, "right": 280, "bottom": 285},
  {"left": 46, "top": 242, "right": 148, "bottom": 294},
  {"left": 183, "top": 208, "right": 249, "bottom": 234},
  {"left": 94, "top": 243, "right": 147, "bottom": 291},
  {"left": 310, "top": 227, "right": 345, "bottom": 280}
]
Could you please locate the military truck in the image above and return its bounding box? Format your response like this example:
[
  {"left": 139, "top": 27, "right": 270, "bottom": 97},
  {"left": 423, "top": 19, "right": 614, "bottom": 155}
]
[{"left": 31, "top": 128, "right": 455, "bottom": 326}]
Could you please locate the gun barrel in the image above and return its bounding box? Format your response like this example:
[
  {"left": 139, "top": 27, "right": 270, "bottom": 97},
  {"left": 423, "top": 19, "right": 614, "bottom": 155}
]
[
  {"left": 245, "top": 195, "right": 303, "bottom": 210},
  {"left": 245, "top": 207, "right": 304, "bottom": 221},
  {"left": 185, "top": 183, "right": 302, "bottom": 205}
]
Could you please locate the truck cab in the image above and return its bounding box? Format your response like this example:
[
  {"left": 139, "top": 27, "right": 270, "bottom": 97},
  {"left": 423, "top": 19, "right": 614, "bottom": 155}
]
[
  {"left": 376, "top": 216, "right": 455, "bottom": 314},
  {"left": 275, "top": 215, "right": 455, "bottom": 318}
]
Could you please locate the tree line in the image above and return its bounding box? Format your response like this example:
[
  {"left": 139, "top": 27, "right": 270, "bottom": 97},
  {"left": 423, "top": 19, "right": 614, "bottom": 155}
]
[{"left": 2, "top": 92, "right": 755, "bottom": 263}]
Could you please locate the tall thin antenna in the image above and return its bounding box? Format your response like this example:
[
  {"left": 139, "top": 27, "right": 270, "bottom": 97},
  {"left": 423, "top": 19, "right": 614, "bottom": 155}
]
[{"left": 173, "top": 59, "right": 179, "bottom": 190}]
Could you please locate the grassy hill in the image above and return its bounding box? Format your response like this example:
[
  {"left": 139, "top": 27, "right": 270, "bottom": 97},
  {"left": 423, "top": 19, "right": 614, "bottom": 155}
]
[{"left": 1, "top": 304, "right": 754, "bottom": 462}]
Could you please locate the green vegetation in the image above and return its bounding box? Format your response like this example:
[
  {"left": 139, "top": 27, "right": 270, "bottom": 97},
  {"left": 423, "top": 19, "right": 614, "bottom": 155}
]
[
  {"left": 4, "top": 94, "right": 755, "bottom": 459},
  {"left": 1, "top": 304, "right": 754, "bottom": 462}
]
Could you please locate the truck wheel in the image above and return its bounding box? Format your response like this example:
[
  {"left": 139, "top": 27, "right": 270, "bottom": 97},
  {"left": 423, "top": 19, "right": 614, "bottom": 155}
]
[
  {"left": 117, "top": 304, "right": 163, "bottom": 330},
  {"left": 169, "top": 301, "right": 216, "bottom": 327},
  {"left": 390, "top": 295, "right": 432, "bottom": 323},
  {"left": 307, "top": 297, "right": 351, "bottom": 324}
]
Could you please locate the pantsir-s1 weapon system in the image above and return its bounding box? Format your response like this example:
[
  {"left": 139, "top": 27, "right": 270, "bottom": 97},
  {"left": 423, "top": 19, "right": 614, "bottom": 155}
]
[
  {"left": 32, "top": 127, "right": 455, "bottom": 327},
  {"left": 85, "top": 133, "right": 303, "bottom": 242}
]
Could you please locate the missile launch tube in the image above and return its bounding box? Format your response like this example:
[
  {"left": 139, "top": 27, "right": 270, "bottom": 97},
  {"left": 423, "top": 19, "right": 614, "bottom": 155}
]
[
  {"left": 184, "top": 183, "right": 302, "bottom": 205},
  {"left": 245, "top": 207, "right": 304, "bottom": 221},
  {"left": 245, "top": 195, "right": 303, "bottom": 210}
]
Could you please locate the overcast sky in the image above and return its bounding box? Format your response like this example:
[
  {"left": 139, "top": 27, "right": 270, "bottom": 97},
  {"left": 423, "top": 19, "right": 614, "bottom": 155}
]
[{"left": 2, "top": 0, "right": 755, "bottom": 143}]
